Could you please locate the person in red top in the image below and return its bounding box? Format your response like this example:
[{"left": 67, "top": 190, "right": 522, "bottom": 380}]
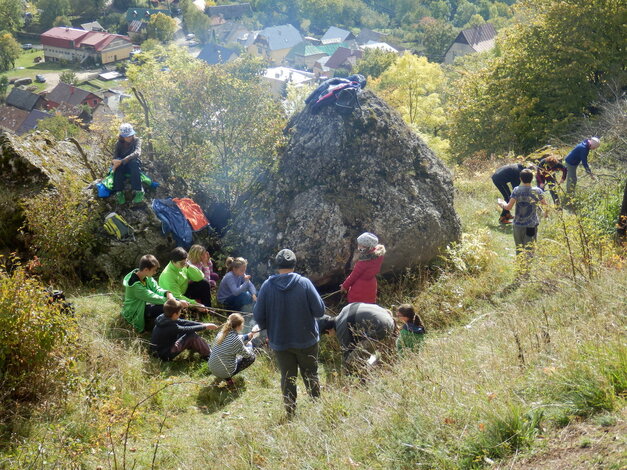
[{"left": 340, "top": 232, "right": 386, "bottom": 304}]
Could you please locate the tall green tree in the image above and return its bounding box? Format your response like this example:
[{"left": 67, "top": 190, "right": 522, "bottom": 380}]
[
  {"left": 125, "top": 47, "right": 286, "bottom": 206},
  {"left": 0, "top": 0, "right": 22, "bottom": 34},
  {"left": 447, "top": 0, "right": 626, "bottom": 158},
  {"left": 355, "top": 48, "right": 398, "bottom": 79},
  {"left": 0, "top": 31, "right": 21, "bottom": 72},
  {"left": 37, "top": 0, "right": 71, "bottom": 30},
  {"left": 146, "top": 12, "right": 177, "bottom": 43},
  {"left": 420, "top": 17, "right": 457, "bottom": 62}
]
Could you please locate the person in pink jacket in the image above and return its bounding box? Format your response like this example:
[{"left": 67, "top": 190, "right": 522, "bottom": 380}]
[{"left": 340, "top": 232, "right": 386, "bottom": 304}]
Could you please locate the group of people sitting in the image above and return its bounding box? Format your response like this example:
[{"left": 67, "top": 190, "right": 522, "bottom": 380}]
[{"left": 120, "top": 232, "right": 426, "bottom": 416}]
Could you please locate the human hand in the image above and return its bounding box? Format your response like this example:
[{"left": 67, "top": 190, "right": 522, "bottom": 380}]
[
  {"left": 112, "top": 159, "right": 122, "bottom": 170},
  {"left": 497, "top": 198, "right": 505, "bottom": 207},
  {"left": 244, "top": 274, "right": 251, "bottom": 281},
  {"left": 252, "top": 294, "right": 257, "bottom": 302},
  {"left": 340, "top": 287, "right": 347, "bottom": 294},
  {"left": 179, "top": 300, "right": 190, "bottom": 308},
  {"left": 205, "top": 323, "right": 218, "bottom": 330}
]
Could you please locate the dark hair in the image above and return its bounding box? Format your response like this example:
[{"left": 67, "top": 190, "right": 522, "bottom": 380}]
[
  {"left": 171, "top": 247, "right": 188, "bottom": 262},
  {"left": 397, "top": 304, "right": 424, "bottom": 328},
  {"left": 317, "top": 315, "right": 336, "bottom": 334},
  {"left": 163, "top": 298, "right": 182, "bottom": 317},
  {"left": 139, "top": 254, "right": 159, "bottom": 271},
  {"left": 520, "top": 168, "right": 534, "bottom": 184}
]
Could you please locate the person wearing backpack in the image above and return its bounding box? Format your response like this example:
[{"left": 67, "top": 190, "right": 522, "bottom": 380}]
[
  {"left": 112, "top": 123, "right": 143, "bottom": 205},
  {"left": 122, "top": 254, "right": 189, "bottom": 332}
]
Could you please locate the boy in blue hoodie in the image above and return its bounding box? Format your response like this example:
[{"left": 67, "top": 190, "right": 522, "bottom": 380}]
[{"left": 253, "top": 249, "right": 325, "bottom": 417}]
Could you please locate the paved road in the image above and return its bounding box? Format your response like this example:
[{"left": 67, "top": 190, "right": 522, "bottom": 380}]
[{"left": 40, "top": 70, "right": 101, "bottom": 92}]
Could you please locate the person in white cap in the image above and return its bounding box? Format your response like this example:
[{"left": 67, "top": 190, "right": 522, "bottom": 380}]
[
  {"left": 340, "top": 232, "right": 386, "bottom": 304},
  {"left": 112, "top": 123, "right": 143, "bottom": 204},
  {"left": 564, "top": 136, "right": 600, "bottom": 197}
]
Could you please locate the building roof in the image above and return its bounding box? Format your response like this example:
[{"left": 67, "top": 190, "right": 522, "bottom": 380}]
[
  {"left": 325, "top": 46, "right": 363, "bottom": 69},
  {"left": 286, "top": 41, "right": 351, "bottom": 60},
  {"left": 6, "top": 87, "right": 42, "bottom": 111},
  {"left": 320, "top": 26, "right": 353, "bottom": 44},
  {"left": 46, "top": 83, "right": 102, "bottom": 107},
  {"left": 362, "top": 41, "right": 399, "bottom": 53},
  {"left": 264, "top": 67, "right": 315, "bottom": 84},
  {"left": 256, "top": 24, "right": 303, "bottom": 51},
  {"left": 356, "top": 28, "right": 387, "bottom": 45},
  {"left": 41, "top": 27, "right": 130, "bottom": 51},
  {"left": 16, "top": 109, "right": 52, "bottom": 135},
  {"left": 209, "top": 21, "right": 250, "bottom": 44},
  {"left": 81, "top": 21, "right": 104, "bottom": 31},
  {"left": 125, "top": 8, "right": 172, "bottom": 23},
  {"left": 206, "top": 3, "right": 252, "bottom": 19},
  {"left": 0, "top": 105, "right": 29, "bottom": 133},
  {"left": 197, "top": 43, "right": 238, "bottom": 65},
  {"left": 456, "top": 23, "right": 497, "bottom": 51}
]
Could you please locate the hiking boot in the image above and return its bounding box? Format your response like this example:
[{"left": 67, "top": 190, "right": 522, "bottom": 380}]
[
  {"left": 499, "top": 215, "right": 513, "bottom": 224},
  {"left": 116, "top": 191, "right": 126, "bottom": 204},
  {"left": 132, "top": 191, "right": 144, "bottom": 204}
]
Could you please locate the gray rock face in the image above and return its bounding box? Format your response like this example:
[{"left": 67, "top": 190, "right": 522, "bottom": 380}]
[{"left": 225, "top": 90, "right": 461, "bottom": 286}]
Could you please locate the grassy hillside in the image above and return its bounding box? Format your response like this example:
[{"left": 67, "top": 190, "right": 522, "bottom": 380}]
[{"left": 1, "top": 162, "right": 624, "bottom": 469}]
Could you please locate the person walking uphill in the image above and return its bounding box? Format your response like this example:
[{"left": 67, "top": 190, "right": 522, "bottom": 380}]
[
  {"left": 340, "top": 232, "right": 386, "bottom": 304},
  {"left": 112, "top": 123, "right": 143, "bottom": 205},
  {"left": 253, "top": 249, "right": 325, "bottom": 417},
  {"left": 564, "top": 137, "right": 600, "bottom": 198}
]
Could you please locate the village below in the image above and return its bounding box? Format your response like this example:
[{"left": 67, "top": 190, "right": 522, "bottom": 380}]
[{"left": 0, "top": 0, "right": 625, "bottom": 469}]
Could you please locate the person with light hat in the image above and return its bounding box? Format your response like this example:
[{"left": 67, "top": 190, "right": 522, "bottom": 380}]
[
  {"left": 112, "top": 123, "right": 143, "bottom": 204},
  {"left": 564, "top": 137, "right": 600, "bottom": 197},
  {"left": 253, "top": 249, "right": 325, "bottom": 417},
  {"left": 340, "top": 232, "right": 386, "bottom": 304}
]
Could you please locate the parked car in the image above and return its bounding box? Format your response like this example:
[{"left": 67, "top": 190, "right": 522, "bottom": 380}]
[
  {"left": 14, "top": 78, "right": 33, "bottom": 86},
  {"left": 35, "top": 74, "right": 46, "bottom": 83},
  {"left": 22, "top": 43, "right": 33, "bottom": 50}
]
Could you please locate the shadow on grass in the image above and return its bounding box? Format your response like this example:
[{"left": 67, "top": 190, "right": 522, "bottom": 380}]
[{"left": 196, "top": 377, "right": 246, "bottom": 414}]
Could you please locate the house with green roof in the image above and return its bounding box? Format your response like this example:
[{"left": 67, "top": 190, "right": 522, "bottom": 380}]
[{"left": 286, "top": 41, "right": 351, "bottom": 69}]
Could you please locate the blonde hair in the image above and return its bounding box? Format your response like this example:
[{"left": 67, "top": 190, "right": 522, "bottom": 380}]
[
  {"left": 188, "top": 245, "right": 208, "bottom": 265},
  {"left": 225, "top": 256, "right": 247, "bottom": 272},
  {"left": 216, "top": 313, "right": 244, "bottom": 345}
]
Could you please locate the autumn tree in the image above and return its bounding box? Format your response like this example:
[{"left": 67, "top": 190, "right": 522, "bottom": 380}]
[
  {"left": 125, "top": 46, "right": 285, "bottom": 206},
  {"left": 0, "top": 31, "right": 21, "bottom": 72},
  {"left": 447, "top": 0, "right": 626, "bottom": 159},
  {"left": 146, "top": 12, "right": 177, "bottom": 43}
]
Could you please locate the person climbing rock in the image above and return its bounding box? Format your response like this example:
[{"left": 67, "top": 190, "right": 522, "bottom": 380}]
[{"left": 112, "top": 123, "right": 143, "bottom": 204}]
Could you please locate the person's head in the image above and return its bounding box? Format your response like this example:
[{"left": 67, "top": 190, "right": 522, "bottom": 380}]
[
  {"left": 357, "top": 232, "right": 378, "bottom": 252},
  {"left": 275, "top": 249, "right": 296, "bottom": 271},
  {"left": 588, "top": 137, "right": 600, "bottom": 149},
  {"left": 171, "top": 247, "right": 188, "bottom": 268},
  {"left": 163, "top": 298, "right": 183, "bottom": 319},
  {"left": 225, "top": 256, "right": 247, "bottom": 276},
  {"left": 544, "top": 155, "right": 560, "bottom": 167},
  {"left": 138, "top": 254, "right": 160, "bottom": 277},
  {"left": 188, "top": 245, "right": 208, "bottom": 265},
  {"left": 119, "top": 123, "right": 135, "bottom": 143},
  {"left": 216, "top": 313, "right": 245, "bottom": 344},
  {"left": 520, "top": 168, "right": 534, "bottom": 184},
  {"left": 396, "top": 304, "right": 424, "bottom": 328},
  {"left": 317, "top": 315, "right": 336, "bottom": 335}
]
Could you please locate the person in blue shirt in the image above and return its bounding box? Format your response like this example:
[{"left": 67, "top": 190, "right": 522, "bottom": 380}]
[
  {"left": 564, "top": 137, "right": 600, "bottom": 197},
  {"left": 217, "top": 257, "right": 257, "bottom": 312},
  {"left": 253, "top": 249, "right": 325, "bottom": 417}
]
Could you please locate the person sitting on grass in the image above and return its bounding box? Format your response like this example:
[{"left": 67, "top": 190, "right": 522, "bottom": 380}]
[
  {"left": 395, "top": 304, "right": 426, "bottom": 352},
  {"left": 112, "top": 123, "right": 144, "bottom": 205},
  {"left": 217, "top": 257, "right": 257, "bottom": 312},
  {"left": 150, "top": 299, "right": 218, "bottom": 361},
  {"left": 121, "top": 254, "right": 188, "bottom": 333},
  {"left": 188, "top": 244, "right": 220, "bottom": 288},
  {"left": 208, "top": 313, "right": 257, "bottom": 385},
  {"left": 159, "top": 247, "right": 209, "bottom": 309},
  {"left": 498, "top": 168, "right": 548, "bottom": 258}
]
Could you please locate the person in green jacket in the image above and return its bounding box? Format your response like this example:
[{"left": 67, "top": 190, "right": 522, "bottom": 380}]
[
  {"left": 395, "top": 304, "right": 425, "bottom": 352},
  {"left": 158, "top": 247, "right": 208, "bottom": 308},
  {"left": 122, "top": 254, "right": 189, "bottom": 332}
]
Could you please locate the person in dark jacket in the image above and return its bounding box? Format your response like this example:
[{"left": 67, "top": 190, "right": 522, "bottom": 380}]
[
  {"left": 536, "top": 155, "right": 567, "bottom": 204},
  {"left": 564, "top": 137, "right": 600, "bottom": 197},
  {"left": 112, "top": 123, "right": 143, "bottom": 205},
  {"left": 150, "top": 299, "right": 218, "bottom": 361},
  {"left": 318, "top": 303, "right": 395, "bottom": 373},
  {"left": 492, "top": 163, "right": 526, "bottom": 224},
  {"left": 253, "top": 249, "right": 325, "bottom": 417}
]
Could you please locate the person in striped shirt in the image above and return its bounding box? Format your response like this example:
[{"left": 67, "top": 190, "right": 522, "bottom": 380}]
[{"left": 208, "top": 313, "right": 257, "bottom": 384}]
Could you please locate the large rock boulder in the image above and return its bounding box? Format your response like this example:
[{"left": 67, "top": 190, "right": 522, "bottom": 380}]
[{"left": 225, "top": 90, "right": 461, "bottom": 286}]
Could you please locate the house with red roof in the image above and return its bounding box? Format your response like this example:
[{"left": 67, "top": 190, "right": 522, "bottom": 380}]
[{"left": 41, "top": 27, "right": 133, "bottom": 65}]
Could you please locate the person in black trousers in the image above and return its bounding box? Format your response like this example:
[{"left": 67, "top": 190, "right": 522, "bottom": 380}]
[
  {"left": 112, "top": 123, "right": 143, "bottom": 204},
  {"left": 492, "top": 163, "right": 525, "bottom": 224}
]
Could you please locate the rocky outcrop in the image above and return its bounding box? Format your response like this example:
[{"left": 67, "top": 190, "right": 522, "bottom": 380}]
[{"left": 225, "top": 90, "right": 461, "bottom": 286}]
